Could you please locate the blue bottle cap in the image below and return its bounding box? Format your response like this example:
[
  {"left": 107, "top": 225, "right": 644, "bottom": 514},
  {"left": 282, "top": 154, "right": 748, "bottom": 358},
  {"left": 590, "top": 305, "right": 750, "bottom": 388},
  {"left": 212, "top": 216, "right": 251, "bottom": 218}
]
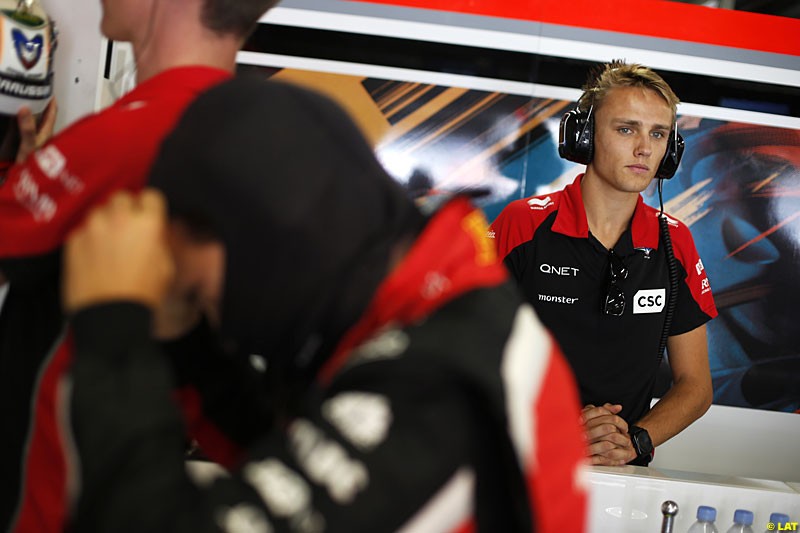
[
  {"left": 733, "top": 509, "right": 754, "bottom": 525},
  {"left": 697, "top": 506, "right": 717, "bottom": 522},
  {"left": 770, "top": 513, "right": 790, "bottom": 525}
]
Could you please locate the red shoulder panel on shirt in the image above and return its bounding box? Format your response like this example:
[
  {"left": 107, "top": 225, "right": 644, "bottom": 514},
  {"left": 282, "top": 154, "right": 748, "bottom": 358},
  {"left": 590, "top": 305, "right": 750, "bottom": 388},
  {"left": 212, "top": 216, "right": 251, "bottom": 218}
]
[{"left": 489, "top": 193, "right": 560, "bottom": 260}]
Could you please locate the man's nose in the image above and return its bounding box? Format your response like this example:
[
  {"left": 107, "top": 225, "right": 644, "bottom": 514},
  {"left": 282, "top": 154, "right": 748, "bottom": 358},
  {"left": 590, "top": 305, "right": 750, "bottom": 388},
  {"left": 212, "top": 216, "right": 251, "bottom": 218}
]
[{"left": 634, "top": 133, "right": 653, "bottom": 157}]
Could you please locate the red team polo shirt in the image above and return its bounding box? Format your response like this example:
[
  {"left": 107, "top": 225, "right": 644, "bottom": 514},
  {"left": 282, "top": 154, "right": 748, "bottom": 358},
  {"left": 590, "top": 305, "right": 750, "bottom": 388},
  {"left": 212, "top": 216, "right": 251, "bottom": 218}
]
[
  {"left": 0, "top": 66, "right": 230, "bottom": 533},
  {"left": 490, "top": 175, "right": 718, "bottom": 424}
]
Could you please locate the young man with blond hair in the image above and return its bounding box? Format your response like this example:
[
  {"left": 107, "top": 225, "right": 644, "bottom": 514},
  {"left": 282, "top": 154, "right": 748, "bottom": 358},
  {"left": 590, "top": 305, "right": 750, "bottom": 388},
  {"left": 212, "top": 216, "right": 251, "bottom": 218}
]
[{"left": 490, "top": 60, "right": 717, "bottom": 467}]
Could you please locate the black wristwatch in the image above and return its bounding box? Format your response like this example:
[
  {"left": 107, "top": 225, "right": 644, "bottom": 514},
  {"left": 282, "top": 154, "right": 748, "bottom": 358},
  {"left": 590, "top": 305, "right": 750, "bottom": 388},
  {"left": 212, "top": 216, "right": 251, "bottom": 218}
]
[{"left": 628, "top": 425, "right": 654, "bottom": 466}]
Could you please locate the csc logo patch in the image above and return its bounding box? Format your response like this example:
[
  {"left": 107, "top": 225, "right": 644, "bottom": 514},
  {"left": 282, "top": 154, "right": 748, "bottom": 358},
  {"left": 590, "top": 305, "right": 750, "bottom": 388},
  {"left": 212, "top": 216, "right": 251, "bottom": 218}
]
[{"left": 633, "top": 289, "right": 666, "bottom": 314}]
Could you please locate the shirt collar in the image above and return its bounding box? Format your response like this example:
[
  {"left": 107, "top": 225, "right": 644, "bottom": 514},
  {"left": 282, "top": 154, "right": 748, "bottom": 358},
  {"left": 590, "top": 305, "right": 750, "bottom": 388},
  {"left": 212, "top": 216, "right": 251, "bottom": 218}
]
[
  {"left": 316, "top": 197, "right": 508, "bottom": 385},
  {"left": 552, "top": 174, "right": 660, "bottom": 250},
  {"left": 117, "top": 66, "right": 232, "bottom": 106}
]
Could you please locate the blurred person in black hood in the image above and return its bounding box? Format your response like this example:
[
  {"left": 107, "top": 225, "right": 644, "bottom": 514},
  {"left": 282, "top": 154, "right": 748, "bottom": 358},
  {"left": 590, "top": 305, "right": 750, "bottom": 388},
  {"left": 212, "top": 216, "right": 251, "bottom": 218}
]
[{"left": 61, "top": 77, "right": 589, "bottom": 532}]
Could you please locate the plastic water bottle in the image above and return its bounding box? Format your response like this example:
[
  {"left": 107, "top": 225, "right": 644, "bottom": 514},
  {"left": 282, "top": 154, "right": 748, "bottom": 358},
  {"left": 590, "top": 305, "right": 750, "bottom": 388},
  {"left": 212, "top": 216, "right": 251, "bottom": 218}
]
[
  {"left": 766, "top": 513, "right": 790, "bottom": 533},
  {"left": 688, "top": 506, "right": 719, "bottom": 533},
  {"left": 725, "top": 509, "right": 754, "bottom": 533}
]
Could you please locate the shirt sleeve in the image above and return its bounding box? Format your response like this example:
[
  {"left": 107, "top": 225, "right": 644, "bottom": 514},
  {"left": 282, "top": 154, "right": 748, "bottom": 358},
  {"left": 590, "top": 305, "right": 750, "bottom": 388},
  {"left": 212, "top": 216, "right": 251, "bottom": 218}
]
[
  {"left": 489, "top": 200, "right": 542, "bottom": 287},
  {"left": 667, "top": 222, "right": 718, "bottom": 335},
  {"left": 0, "top": 250, "right": 60, "bottom": 288},
  {"left": 67, "top": 303, "right": 486, "bottom": 533},
  {"left": 0, "top": 102, "right": 176, "bottom": 258},
  {"left": 488, "top": 199, "right": 537, "bottom": 262}
]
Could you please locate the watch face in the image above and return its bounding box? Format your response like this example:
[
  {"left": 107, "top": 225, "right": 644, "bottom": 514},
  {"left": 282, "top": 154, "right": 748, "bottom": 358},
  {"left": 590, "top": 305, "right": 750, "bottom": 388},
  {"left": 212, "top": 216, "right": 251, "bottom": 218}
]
[{"left": 631, "top": 427, "right": 653, "bottom": 456}]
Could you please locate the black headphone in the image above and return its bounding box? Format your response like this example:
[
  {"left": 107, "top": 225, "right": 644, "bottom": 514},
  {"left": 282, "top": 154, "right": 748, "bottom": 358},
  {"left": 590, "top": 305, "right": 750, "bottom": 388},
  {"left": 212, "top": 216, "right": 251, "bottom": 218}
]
[{"left": 557, "top": 106, "right": 685, "bottom": 180}]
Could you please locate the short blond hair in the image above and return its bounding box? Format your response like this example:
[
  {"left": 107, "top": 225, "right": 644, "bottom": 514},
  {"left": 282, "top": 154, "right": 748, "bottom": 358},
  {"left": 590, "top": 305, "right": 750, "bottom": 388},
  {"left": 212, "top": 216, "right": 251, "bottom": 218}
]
[{"left": 578, "top": 59, "right": 679, "bottom": 121}]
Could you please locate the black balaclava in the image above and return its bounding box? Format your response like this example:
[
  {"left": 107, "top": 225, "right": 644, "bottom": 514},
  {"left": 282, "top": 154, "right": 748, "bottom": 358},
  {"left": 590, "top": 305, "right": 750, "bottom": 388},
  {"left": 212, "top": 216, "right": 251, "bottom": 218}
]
[{"left": 149, "top": 76, "right": 424, "bottom": 380}]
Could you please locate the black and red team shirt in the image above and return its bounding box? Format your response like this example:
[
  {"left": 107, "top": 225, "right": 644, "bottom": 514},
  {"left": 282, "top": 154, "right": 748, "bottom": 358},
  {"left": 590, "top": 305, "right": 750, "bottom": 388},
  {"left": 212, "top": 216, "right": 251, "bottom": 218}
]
[
  {"left": 489, "top": 175, "right": 718, "bottom": 424},
  {"left": 0, "top": 66, "right": 231, "bottom": 533},
  {"left": 66, "top": 198, "right": 588, "bottom": 532}
]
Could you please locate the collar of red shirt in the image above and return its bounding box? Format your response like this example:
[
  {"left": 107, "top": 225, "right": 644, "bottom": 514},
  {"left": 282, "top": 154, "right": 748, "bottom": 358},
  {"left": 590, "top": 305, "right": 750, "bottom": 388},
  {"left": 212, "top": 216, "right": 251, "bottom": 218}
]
[
  {"left": 551, "top": 174, "right": 661, "bottom": 250},
  {"left": 317, "top": 197, "right": 508, "bottom": 385}
]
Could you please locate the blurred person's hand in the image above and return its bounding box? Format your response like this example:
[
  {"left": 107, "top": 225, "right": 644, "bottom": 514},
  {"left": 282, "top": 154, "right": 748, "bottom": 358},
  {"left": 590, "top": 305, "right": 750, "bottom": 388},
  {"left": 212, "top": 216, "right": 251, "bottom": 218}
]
[
  {"left": 16, "top": 98, "right": 58, "bottom": 163},
  {"left": 64, "top": 189, "right": 174, "bottom": 312}
]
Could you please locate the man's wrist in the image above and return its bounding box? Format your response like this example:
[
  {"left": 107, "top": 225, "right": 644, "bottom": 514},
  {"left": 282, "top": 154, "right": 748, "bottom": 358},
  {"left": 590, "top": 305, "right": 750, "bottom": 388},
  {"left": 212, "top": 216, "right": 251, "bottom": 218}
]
[
  {"left": 72, "top": 302, "right": 153, "bottom": 357},
  {"left": 628, "top": 425, "right": 654, "bottom": 465}
]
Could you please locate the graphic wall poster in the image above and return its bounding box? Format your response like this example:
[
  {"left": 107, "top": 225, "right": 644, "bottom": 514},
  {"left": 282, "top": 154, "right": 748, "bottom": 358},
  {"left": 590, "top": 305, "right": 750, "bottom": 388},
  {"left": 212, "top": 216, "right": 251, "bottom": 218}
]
[
  {"left": 239, "top": 61, "right": 800, "bottom": 414},
  {"left": 238, "top": 0, "right": 800, "bottom": 414}
]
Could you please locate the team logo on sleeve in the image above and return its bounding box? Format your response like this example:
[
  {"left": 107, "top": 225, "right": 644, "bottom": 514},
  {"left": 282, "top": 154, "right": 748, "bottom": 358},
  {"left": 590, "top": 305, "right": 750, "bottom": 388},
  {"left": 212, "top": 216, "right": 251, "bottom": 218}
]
[
  {"left": 695, "top": 259, "right": 705, "bottom": 276},
  {"left": 322, "top": 392, "right": 392, "bottom": 452},
  {"left": 12, "top": 29, "right": 44, "bottom": 70},
  {"left": 288, "top": 419, "right": 369, "bottom": 504},
  {"left": 527, "top": 196, "right": 554, "bottom": 210},
  {"left": 215, "top": 504, "right": 272, "bottom": 533},
  {"left": 35, "top": 145, "right": 66, "bottom": 179},
  {"left": 700, "top": 277, "right": 711, "bottom": 295},
  {"left": 633, "top": 289, "right": 666, "bottom": 314},
  {"left": 243, "top": 459, "right": 311, "bottom": 518}
]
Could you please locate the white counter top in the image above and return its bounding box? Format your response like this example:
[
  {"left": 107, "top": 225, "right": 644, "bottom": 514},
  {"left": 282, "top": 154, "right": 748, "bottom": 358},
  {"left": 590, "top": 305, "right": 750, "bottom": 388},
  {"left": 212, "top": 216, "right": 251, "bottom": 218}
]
[{"left": 587, "top": 465, "right": 800, "bottom": 533}]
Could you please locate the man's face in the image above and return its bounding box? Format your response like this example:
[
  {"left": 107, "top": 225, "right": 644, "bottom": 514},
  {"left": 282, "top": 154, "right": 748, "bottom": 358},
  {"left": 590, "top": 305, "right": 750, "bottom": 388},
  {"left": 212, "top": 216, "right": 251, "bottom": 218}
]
[
  {"left": 99, "top": 0, "right": 154, "bottom": 42},
  {"left": 588, "top": 86, "right": 673, "bottom": 194},
  {"left": 166, "top": 220, "right": 225, "bottom": 328}
]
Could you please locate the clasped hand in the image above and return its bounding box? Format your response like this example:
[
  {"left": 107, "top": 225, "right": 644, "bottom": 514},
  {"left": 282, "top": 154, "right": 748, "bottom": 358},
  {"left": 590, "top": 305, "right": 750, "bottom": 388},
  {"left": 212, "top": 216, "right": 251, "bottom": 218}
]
[{"left": 581, "top": 403, "right": 637, "bottom": 466}]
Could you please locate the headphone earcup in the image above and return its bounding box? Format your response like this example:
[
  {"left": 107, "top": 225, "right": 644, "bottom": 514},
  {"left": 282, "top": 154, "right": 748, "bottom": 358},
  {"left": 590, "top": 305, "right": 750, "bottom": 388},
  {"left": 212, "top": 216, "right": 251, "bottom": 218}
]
[
  {"left": 656, "top": 131, "right": 685, "bottom": 180},
  {"left": 558, "top": 109, "right": 593, "bottom": 165}
]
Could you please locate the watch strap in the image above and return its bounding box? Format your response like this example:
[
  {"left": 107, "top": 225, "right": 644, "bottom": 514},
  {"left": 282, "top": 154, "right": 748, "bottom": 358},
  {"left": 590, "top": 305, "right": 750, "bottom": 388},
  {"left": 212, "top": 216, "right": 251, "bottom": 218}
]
[{"left": 629, "top": 425, "right": 654, "bottom": 465}]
